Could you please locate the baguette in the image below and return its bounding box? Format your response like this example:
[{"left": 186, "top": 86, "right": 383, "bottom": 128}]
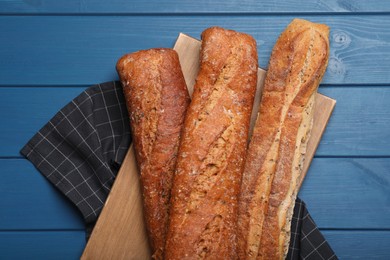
[
  {"left": 237, "top": 19, "right": 330, "bottom": 259},
  {"left": 165, "top": 27, "right": 258, "bottom": 259},
  {"left": 116, "top": 48, "right": 190, "bottom": 259}
]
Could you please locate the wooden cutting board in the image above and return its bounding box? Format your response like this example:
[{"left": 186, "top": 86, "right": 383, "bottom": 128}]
[{"left": 81, "top": 33, "right": 336, "bottom": 260}]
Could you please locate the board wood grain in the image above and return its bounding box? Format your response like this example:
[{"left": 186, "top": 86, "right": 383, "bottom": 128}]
[
  {"left": 3, "top": 157, "right": 390, "bottom": 230},
  {"left": 3, "top": 230, "right": 390, "bottom": 259},
  {"left": 322, "top": 230, "right": 390, "bottom": 259},
  {"left": 3, "top": 86, "right": 390, "bottom": 157},
  {"left": 81, "top": 33, "right": 335, "bottom": 259},
  {"left": 299, "top": 158, "right": 390, "bottom": 229},
  {"left": 1, "top": 0, "right": 389, "bottom": 14},
  {"left": 1, "top": 16, "right": 390, "bottom": 85},
  {"left": 0, "top": 231, "right": 86, "bottom": 260},
  {"left": 81, "top": 145, "right": 151, "bottom": 260},
  {"left": 1, "top": 0, "right": 388, "bottom": 258}
]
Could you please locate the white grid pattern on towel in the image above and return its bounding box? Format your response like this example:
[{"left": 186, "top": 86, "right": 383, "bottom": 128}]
[
  {"left": 288, "top": 199, "right": 338, "bottom": 260},
  {"left": 21, "top": 81, "right": 336, "bottom": 259},
  {"left": 21, "top": 81, "right": 131, "bottom": 223}
]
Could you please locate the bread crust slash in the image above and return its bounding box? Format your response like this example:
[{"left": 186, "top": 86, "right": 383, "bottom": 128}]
[
  {"left": 237, "top": 19, "right": 330, "bottom": 260},
  {"left": 165, "top": 27, "right": 258, "bottom": 260},
  {"left": 116, "top": 48, "right": 190, "bottom": 259}
]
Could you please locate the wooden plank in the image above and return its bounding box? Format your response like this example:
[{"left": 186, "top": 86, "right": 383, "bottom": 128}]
[
  {"left": 82, "top": 33, "right": 334, "bottom": 259},
  {"left": 301, "top": 93, "right": 335, "bottom": 188},
  {"left": 0, "top": 159, "right": 85, "bottom": 230},
  {"left": 2, "top": 157, "right": 389, "bottom": 230},
  {"left": 0, "top": 87, "right": 87, "bottom": 157},
  {"left": 322, "top": 230, "right": 390, "bottom": 259},
  {"left": 1, "top": 16, "right": 390, "bottom": 85},
  {"left": 1, "top": 0, "right": 390, "bottom": 14},
  {"left": 81, "top": 145, "right": 151, "bottom": 260},
  {"left": 300, "top": 158, "right": 390, "bottom": 229},
  {"left": 0, "top": 229, "right": 388, "bottom": 260},
  {"left": 3, "top": 86, "right": 389, "bottom": 157},
  {"left": 317, "top": 86, "right": 390, "bottom": 156},
  {"left": 0, "top": 231, "right": 85, "bottom": 260}
]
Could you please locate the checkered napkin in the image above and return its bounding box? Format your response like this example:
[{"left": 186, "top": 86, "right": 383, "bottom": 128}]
[
  {"left": 20, "top": 81, "right": 336, "bottom": 259},
  {"left": 20, "top": 81, "right": 131, "bottom": 229}
]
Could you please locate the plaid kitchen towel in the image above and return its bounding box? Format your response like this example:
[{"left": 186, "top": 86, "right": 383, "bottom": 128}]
[
  {"left": 20, "top": 81, "right": 336, "bottom": 259},
  {"left": 20, "top": 81, "right": 131, "bottom": 226}
]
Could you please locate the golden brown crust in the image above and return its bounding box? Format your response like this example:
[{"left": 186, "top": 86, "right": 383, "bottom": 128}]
[
  {"left": 237, "top": 19, "right": 329, "bottom": 260},
  {"left": 165, "top": 27, "right": 258, "bottom": 260},
  {"left": 116, "top": 48, "right": 190, "bottom": 259}
]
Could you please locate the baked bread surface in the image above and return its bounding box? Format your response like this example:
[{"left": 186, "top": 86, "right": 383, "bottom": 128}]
[
  {"left": 237, "top": 19, "right": 330, "bottom": 260},
  {"left": 116, "top": 48, "right": 190, "bottom": 259},
  {"left": 165, "top": 27, "right": 258, "bottom": 259}
]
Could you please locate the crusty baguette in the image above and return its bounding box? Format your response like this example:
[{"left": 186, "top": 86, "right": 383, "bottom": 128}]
[
  {"left": 165, "top": 27, "right": 258, "bottom": 259},
  {"left": 116, "top": 48, "right": 190, "bottom": 259},
  {"left": 237, "top": 19, "right": 330, "bottom": 260}
]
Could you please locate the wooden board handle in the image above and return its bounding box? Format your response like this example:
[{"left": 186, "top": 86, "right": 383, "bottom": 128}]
[{"left": 81, "top": 144, "right": 151, "bottom": 260}]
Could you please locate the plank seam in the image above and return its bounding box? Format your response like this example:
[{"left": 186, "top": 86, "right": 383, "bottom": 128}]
[
  {"left": 0, "top": 229, "right": 85, "bottom": 232},
  {"left": 320, "top": 228, "right": 390, "bottom": 232},
  {"left": 314, "top": 155, "right": 390, "bottom": 159},
  {"left": 1, "top": 12, "right": 390, "bottom": 17}
]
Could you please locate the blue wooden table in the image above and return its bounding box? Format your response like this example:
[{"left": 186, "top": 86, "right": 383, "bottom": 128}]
[{"left": 1, "top": 1, "right": 390, "bottom": 259}]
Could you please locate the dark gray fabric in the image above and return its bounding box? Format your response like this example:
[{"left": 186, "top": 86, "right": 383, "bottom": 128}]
[
  {"left": 288, "top": 198, "right": 337, "bottom": 260},
  {"left": 21, "top": 81, "right": 336, "bottom": 259},
  {"left": 21, "top": 81, "right": 131, "bottom": 225}
]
